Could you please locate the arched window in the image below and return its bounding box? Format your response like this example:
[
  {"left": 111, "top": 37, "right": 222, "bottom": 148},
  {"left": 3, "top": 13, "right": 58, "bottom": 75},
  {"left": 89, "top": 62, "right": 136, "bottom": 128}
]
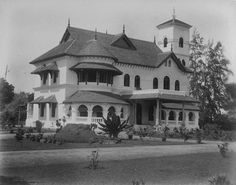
[
  {"left": 78, "top": 105, "right": 88, "bottom": 117},
  {"left": 67, "top": 105, "right": 72, "bottom": 117},
  {"left": 148, "top": 106, "right": 154, "bottom": 121},
  {"left": 164, "top": 37, "right": 168, "bottom": 47},
  {"left": 120, "top": 108, "right": 124, "bottom": 118},
  {"left": 179, "top": 37, "right": 183, "bottom": 48},
  {"left": 124, "top": 74, "right": 130, "bottom": 87},
  {"left": 153, "top": 78, "right": 158, "bottom": 89},
  {"left": 168, "top": 60, "right": 171, "bottom": 67},
  {"left": 108, "top": 106, "right": 116, "bottom": 117},
  {"left": 163, "top": 76, "right": 170, "bottom": 90},
  {"left": 169, "top": 111, "right": 175, "bottom": 120},
  {"left": 92, "top": 105, "right": 103, "bottom": 117},
  {"left": 189, "top": 112, "right": 195, "bottom": 121},
  {"left": 175, "top": 80, "right": 180, "bottom": 91},
  {"left": 182, "top": 59, "right": 186, "bottom": 66},
  {"left": 178, "top": 112, "right": 183, "bottom": 121},
  {"left": 134, "top": 75, "right": 140, "bottom": 89}
]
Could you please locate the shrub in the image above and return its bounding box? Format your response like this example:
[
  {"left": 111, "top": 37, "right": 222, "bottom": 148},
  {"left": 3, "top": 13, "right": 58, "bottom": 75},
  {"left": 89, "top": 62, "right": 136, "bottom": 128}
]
[
  {"left": 195, "top": 128, "right": 203, "bottom": 144},
  {"left": 98, "top": 113, "right": 130, "bottom": 139},
  {"left": 35, "top": 120, "right": 43, "bottom": 133},
  {"left": 217, "top": 143, "right": 229, "bottom": 158},
  {"left": 132, "top": 179, "right": 145, "bottom": 185},
  {"left": 160, "top": 126, "right": 169, "bottom": 142},
  {"left": 209, "top": 174, "right": 232, "bottom": 185},
  {"left": 15, "top": 128, "right": 24, "bottom": 142},
  {"left": 55, "top": 124, "right": 97, "bottom": 143}
]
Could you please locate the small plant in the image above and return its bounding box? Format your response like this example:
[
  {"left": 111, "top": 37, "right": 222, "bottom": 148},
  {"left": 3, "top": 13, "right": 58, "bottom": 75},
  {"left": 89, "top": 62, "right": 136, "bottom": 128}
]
[
  {"left": 98, "top": 113, "right": 130, "bottom": 139},
  {"left": 209, "top": 174, "right": 231, "bottom": 185},
  {"left": 160, "top": 126, "right": 169, "bottom": 142},
  {"left": 217, "top": 143, "right": 229, "bottom": 158},
  {"left": 90, "top": 123, "right": 98, "bottom": 133},
  {"left": 132, "top": 179, "right": 145, "bottom": 185},
  {"left": 126, "top": 126, "right": 134, "bottom": 140},
  {"left": 36, "top": 120, "right": 43, "bottom": 133},
  {"left": 88, "top": 150, "right": 99, "bottom": 170}
]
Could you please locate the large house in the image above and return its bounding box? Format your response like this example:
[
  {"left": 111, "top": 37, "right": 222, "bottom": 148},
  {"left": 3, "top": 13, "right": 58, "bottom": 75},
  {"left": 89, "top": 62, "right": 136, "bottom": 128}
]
[{"left": 26, "top": 15, "right": 199, "bottom": 129}]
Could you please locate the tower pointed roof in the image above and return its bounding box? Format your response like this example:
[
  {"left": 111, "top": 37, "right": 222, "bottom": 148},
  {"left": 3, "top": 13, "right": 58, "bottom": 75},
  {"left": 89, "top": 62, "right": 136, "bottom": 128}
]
[
  {"left": 157, "top": 18, "right": 192, "bottom": 29},
  {"left": 77, "top": 39, "right": 116, "bottom": 60}
]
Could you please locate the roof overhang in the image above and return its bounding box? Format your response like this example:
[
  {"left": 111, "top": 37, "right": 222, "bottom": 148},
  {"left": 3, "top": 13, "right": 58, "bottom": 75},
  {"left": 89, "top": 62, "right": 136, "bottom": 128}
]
[
  {"left": 70, "top": 62, "right": 122, "bottom": 75},
  {"left": 31, "top": 62, "right": 59, "bottom": 74},
  {"left": 162, "top": 103, "right": 199, "bottom": 111}
]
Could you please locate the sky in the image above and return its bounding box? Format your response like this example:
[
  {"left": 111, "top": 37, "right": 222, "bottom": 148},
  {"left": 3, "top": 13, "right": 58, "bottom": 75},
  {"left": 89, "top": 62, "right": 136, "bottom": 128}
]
[{"left": 0, "top": 0, "right": 236, "bottom": 93}]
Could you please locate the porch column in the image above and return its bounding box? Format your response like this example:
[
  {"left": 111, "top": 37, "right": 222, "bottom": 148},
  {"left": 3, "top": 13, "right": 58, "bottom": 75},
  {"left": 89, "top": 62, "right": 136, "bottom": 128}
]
[
  {"left": 182, "top": 103, "right": 185, "bottom": 127},
  {"left": 33, "top": 104, "right": 39, "bottom": 121},
  {"left": 133, "top": 102, "right": 137, "bottom": 125},
  {"left": 155, "top": 99, "right": 160, "bottom": 125},
  {"left": 71, "top": 105, "right": 77, "bottom": 122},
  {"left": 47, "top": 73, "right": 51, "bottom": 86},
  {"left": 87, "top": 106, "right": 93, "bottom": 124},
  {"left": 46, "top": 103, "right": 50, "bottom": 121},
  {"left": 103, "top": 105, "right": 109, "bottom": 118},
  {"left": 165, "top": 110, "right": 169, "bottom": 126},
  {"left": 185, "top": 111, "right": 189, "bottom": 127},
  {"left": 175, "top": 110, "right": 179, "bottom": 126},
  {"left": 195, "top": 111, "right": 199, "bottom": 128}
]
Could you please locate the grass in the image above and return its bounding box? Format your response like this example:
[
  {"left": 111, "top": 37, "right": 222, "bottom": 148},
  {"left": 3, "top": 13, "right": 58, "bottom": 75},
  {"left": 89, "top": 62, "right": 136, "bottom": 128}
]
[
  {"left": 1, "top": 152, "right": 235, "bottom": 185},
  {"left": 0, "top": 136, "right": 195, "bottom": 152}
]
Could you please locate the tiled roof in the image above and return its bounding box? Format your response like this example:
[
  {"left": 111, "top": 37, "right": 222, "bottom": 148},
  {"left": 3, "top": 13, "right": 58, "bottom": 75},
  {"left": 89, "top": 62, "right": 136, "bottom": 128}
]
[
  {"left": 42, "top": 95, "right": 57, "bottom": 103},
  {"left": 162, "top": 103, "right": 199, "bottom": 111},
  {"left": 30, "top": 96, "right": 44, "bottom": 104},
  {"left": 77, "top": 39, "right": 116, "bottom": 60},
  {"left": 157, "top": 18, "right": 192, "bottom": 29},
  {"left": 31, "top": 62, "right": 58, "bottom": 74},
  {"left": 122, "top": 93, "right": 199, "bottom": 102},
  {"left": 30, "top": 26, "right": 191, "bottom": 73},
  {"left": 64, "top": 91, "right": 129, "bottom": 104},
  {"left": 70, "top": 62, "right": 122, "bottom": 75}
]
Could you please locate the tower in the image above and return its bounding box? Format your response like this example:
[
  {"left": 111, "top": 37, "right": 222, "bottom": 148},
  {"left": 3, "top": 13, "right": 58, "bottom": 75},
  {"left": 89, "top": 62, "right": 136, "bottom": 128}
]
[{"left": 156, "top": 11, "right": 192, "bottom": 67}]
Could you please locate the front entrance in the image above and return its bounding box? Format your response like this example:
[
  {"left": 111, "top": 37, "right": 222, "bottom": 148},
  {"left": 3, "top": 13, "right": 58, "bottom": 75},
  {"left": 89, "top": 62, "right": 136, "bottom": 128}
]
[{"left": 136, "top": 103, "right": 142, "bottom": 125}]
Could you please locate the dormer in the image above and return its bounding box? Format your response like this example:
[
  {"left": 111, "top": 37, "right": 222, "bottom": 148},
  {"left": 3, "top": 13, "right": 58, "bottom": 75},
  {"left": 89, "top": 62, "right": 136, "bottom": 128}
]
[{"left": 111, "top": 33, "right": 136, "bottom": 50}]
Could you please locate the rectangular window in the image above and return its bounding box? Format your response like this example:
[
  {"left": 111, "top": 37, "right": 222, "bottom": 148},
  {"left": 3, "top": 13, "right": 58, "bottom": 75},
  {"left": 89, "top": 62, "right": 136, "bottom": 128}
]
[
  {"left": 53, "top": 72, "right": 58, "bottom": 83},
  {"left": 43, "top": 73, "right": 47, "bottom": 85},
  {"left": 51, "top": 103, "right": 57, "bottom": 117},
  {"left": 40, "top": 103, "right": 45, "bottom": 117}
]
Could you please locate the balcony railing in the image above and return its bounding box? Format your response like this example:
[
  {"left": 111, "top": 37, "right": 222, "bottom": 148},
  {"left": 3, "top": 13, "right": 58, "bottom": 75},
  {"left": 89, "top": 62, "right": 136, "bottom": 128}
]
[{"left": 121, "top": 89, "right": 188, "bottom": 96}]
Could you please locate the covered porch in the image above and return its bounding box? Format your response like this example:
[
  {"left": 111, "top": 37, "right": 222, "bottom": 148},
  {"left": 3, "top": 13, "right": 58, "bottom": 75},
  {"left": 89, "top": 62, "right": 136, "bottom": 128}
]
[{"left": 124, "top": 92, "right": 200, "bottom": 129}]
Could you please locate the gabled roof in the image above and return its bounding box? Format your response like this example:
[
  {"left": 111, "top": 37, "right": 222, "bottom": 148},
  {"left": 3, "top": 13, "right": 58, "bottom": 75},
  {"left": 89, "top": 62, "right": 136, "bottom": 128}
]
[
  {"left": 111, "top": 33, "right": 136, "bottom": 50},
  {"left": 70, "top": 62, "right": 122, "bottom": 75},
  {"left": 64, "top": 91, "right": 129, "bottom": 104},
  {"left": 30, "top": 96, "right": 44, "bottom": 104},
  {"left": 42, "top": 95, "right": 57, "bottom": 103},
  {"left": 157, "top": 18, "right": 192, "bottom": 29},
  {"left": 29, "top": 26, "right": 189, "bottom": 73}
]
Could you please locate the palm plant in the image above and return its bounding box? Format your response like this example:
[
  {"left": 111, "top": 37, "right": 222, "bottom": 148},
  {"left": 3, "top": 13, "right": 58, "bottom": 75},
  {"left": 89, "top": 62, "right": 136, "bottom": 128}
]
[{"left": 98, "top": 112, "right": 130, "bottom": 139}]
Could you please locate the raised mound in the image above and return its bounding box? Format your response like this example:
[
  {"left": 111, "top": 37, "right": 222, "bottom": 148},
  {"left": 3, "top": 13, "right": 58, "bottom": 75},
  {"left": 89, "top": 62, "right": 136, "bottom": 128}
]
[{"left": 55, "top": 124, "right": 96, "bottom": 143}]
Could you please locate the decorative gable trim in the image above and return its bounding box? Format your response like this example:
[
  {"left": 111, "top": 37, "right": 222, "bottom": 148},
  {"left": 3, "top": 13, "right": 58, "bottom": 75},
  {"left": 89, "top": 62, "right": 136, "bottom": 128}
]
[
  {"left": 111, "top": 34, "right": 136, "bottom": 50},
  {"left": 157, "top": 52, "right": 192, "bottom": 73},
  {"left": 60, "top": 28, "right": 71, "bottom": 44}
]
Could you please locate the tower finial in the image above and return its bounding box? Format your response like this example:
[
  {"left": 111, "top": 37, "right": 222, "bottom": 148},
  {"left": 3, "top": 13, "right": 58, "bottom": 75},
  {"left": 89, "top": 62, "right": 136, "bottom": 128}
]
[
  {"left": 154, "top": 36, "right": 156, "bottom": 44},
  {"left": 94, "top": 28, "right": 97, "bottom": 40},
  {"left": 172, "top": 8, "right": 176, "bottom": 21},
  {"left": 68, "top": 18, "right": 70, "bottom": 27},
  {"left": 106, "top": 29, "right": 108, "bottom": 34},
  {"left": 123, "top": 24, "right": 125, "bottom": 34}
]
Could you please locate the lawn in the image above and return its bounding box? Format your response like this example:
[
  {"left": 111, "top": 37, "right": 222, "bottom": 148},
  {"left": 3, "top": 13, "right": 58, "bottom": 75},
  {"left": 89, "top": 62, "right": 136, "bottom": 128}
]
[
  {"left": 1, "top": 152, "right": 235, "bottom": 185},
  {"left": 0, "top": 135, "right": 195, "bottom": 152}
]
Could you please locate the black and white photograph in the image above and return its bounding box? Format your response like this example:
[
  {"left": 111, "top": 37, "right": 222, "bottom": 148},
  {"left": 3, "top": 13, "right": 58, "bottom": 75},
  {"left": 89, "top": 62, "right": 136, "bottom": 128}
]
[{"left": 0, "top": 0, "right": 236, "bottom": 184}]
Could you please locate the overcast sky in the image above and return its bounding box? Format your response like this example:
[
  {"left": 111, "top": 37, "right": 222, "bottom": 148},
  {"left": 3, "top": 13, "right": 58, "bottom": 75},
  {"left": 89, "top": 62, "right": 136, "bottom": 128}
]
[{"left": 0, "top": 0, "right": 236, "bottom": 92}]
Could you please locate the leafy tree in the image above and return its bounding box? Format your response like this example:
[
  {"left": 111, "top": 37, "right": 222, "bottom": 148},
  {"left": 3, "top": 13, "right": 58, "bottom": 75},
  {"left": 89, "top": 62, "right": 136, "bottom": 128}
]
[
  {"left": 189, "top": 29, "right": 232, "bottom": 126},
  {"left": 0, "top": 92, "right": 29, "bottom": 127},
  {"left": 98, "top": 113, "right": 130, "bottom": 138},
  {"left": 0, "top": 78, "right": 14, "bottom": 111}
]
